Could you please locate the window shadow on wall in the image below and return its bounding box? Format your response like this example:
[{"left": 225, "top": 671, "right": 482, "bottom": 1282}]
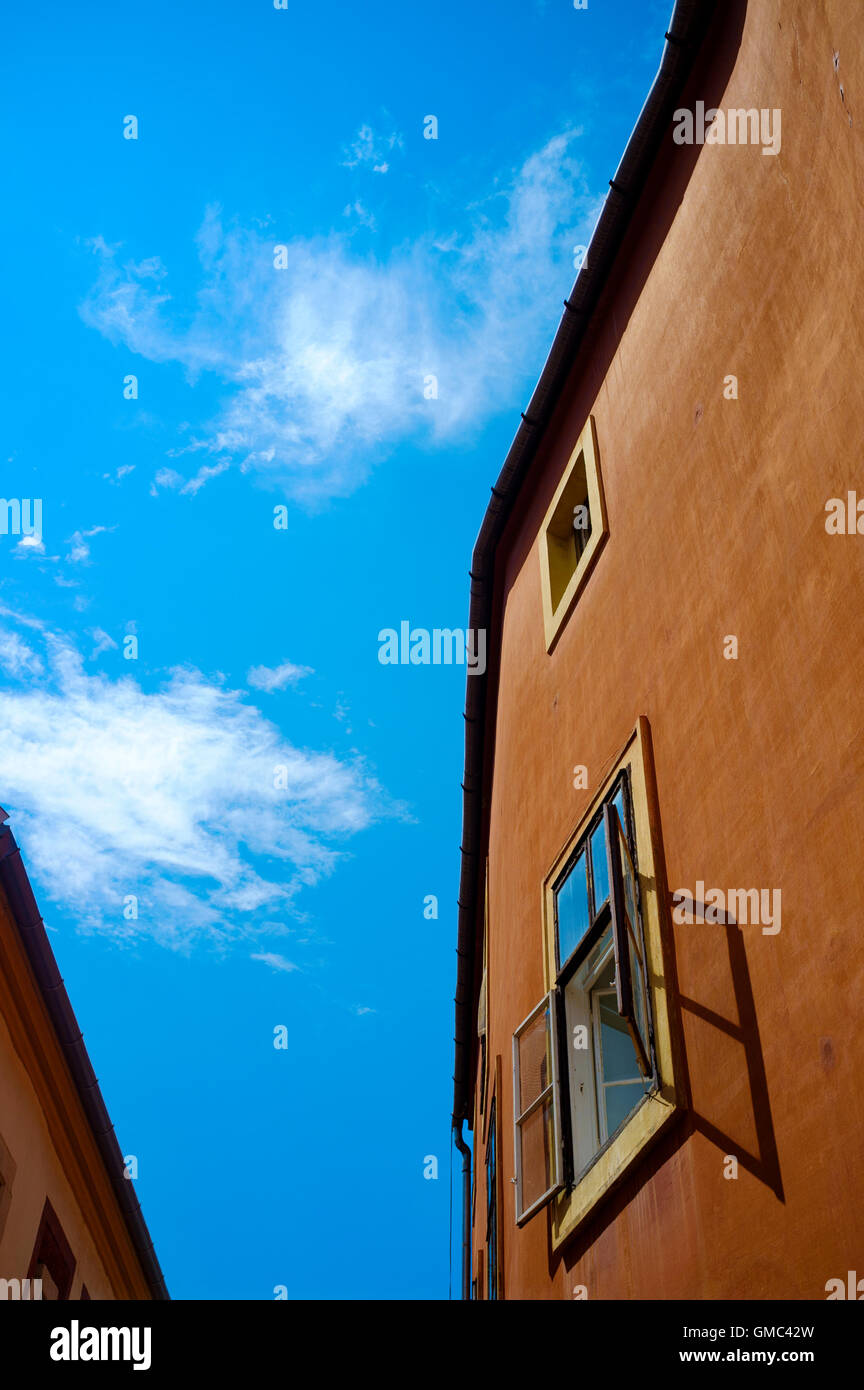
[
  {"left": 555, "top": 893, "right": 784, "bottom": 1286},
  {"left": 674, "top": 894, "right": 784, "bottom": 1202}
]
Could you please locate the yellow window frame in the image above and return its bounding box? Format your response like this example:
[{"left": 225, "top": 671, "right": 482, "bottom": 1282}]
[
  {"left": 541, "top": 717, "right": 683, "bottom": 1250},
  {"left": 539, "top": 413, "right": 609, "bottom": 652}
]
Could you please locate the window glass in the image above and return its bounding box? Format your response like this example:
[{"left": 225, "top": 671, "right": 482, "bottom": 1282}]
[
  {"left": 592, "top": 959, "right": 648, "bottom": 1141},
  {"left": 518, "top": 1099, "right": 557, "bottom": 1211},
  {"left": 572, "top": 493, "right": 592, "bottom": 562},
  {"left": 621, "top": 829, "right": 639, "bottom": 927},
  {"left": 487, "top": 1220, "right": 497, "bottom": 1300},
  {"left": 582, "top": 924, "right": 612, "bottom": 982},
  {"left": 589, "top": 819, "right": 609, "bottom": 912},
  {"left": 597, "top": 993, "right": 638, "bottom": 1082},
  {"left": 629, "top": 934, "right": 649, "bottom": 1055},
  {"left": 603, "top": 1081, "right": 647, "bottom": 1137},
  {"left": 516, "top": 1006, "right": 552, "bottom": 1115},
  {"left": 556, "top": 851, "right": 590, "bottom": 965},
  {"left": 486, "top": 1104, "right": 498, "bottom": 1301},
  {"left": 536, "top": 766, "right": 657, "bottom": 1202},
  {"left": 513, "top": 995, "right": 563, "bottom": 1222}
]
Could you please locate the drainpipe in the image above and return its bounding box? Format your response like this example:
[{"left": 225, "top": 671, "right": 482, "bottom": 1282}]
[{"left": 453, "top": 1121, "right": 472, "bottom": 1300}]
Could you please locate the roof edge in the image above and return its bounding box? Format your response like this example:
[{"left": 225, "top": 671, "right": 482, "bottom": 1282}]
[
  {"left": 0, "top": 821, "right": 170, "bottom": 1300},
  {"left": 452, "top": 0, "right": 720, "bottom": 1124}
]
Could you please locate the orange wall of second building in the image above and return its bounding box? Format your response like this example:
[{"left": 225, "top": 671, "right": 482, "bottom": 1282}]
[
  {"left": 477, "top": 0, "right": 864, "bottom": 1299},
  {"left": 0, "top": 882, "right": 154, "bottom": 1300},
  {"left": 0, "top": 1005, "right": 117, "bottom": 1299}
]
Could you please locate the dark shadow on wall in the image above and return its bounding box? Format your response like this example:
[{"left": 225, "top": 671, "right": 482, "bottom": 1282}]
[
  {"left": 548, "top": 707, "right": 787, "bottom": 1287},
  {"left": 552, "top": 892, "right": 784, "bottom": 1285},
  {"left": 674, "top": 896, "right": 785, "bottom": 1202}
]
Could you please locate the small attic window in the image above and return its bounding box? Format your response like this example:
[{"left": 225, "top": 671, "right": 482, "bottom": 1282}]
[{"left": 539, "top": 415, "right": 608, "bottom": 650}]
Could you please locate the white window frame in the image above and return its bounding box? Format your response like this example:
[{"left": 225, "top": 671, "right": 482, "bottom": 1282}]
[{"left": 512, "top": 992, "right": 564, "bottom": 1225}]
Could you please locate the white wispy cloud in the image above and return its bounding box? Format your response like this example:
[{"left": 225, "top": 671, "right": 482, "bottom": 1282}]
[
  {"left": 251, "top": 952, "right": 299, "bottom": 973},
  {"left": 247, "top": 660, "right": 313, "bottom": 692},
  {"left": 180, "top": 458, "right": 231, "bottom": 495},
  {"left": 343, "top": 200, "right": 376, "bottom": 231},
  {"left": 80, "top": 130, "right": 602, "bottom": 503},
  {"left": 0, "top": 612, "right": 389, "bottom": 948},
  {"left": 0, "top": 630, "right": 44, "bottom": 678},
  {"left": 341, "top": 123, "right": 402, "bottom": 173},
  {"left": 16, "top": 535, "right": 45, "bottom": 555},
  {"left": 90, "top": 627, "right": 118, "bottom": 659},
  {"left": 150, "top": 467, "right": 184, "bottom": 496},
  {"left": 103, "top": 464, "right": 136, "bottom": 484},
  {"left": 66, "top": 525, "right": 113, "bottom": 565}
]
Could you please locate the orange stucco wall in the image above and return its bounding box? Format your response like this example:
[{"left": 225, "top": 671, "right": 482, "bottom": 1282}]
[{"left": 475, "top": 0, "right": 864, "bottom": 1298}]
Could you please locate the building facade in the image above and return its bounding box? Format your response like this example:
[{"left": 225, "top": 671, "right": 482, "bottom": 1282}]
[
  {"left": 452, "top": 0, "right": 864, "bottom": 1299},
  {"left": 0, "top": 812, "right": 166, "bottom": 1300}
]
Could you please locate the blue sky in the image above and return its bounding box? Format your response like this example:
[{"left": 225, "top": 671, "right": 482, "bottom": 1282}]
[{"left": 2, "top": 0, "right": 671, "bottom": 1298}]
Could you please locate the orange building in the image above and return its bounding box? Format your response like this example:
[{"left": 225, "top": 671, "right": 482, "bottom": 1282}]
[
  {"left": 0, "top": 811, "right": 166, "bottom": 1300},
  {"left": 452, "top": 0, "right": 864, "bottom": 1299}
]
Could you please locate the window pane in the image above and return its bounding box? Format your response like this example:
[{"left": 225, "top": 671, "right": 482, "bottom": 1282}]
[
  {"left": 487, "top": 1105, "right": 498, "bottom": 1300},
  {"left": 597, "top": 992, "right": 641, "bottom": 1083},
  {"left": 621, "top": 831, "right": 639, "bottom": 929},
  {"left": 613, "top": 786, "right": 626, "bottom": 838},
  {"left": 590, "top": 819, "right": 609, "bottom": 913},
  {"left": 572, "top": 496, "right": 592, "bottom": 561},
  {"left": 515, "top": 1006, "right": 552, "bottom": 1116},
  {"left": 629, "top": 931, "right": 649, "bottom": 1060},
  {"left": 487, "top": 1101, "right": 497, "bottom": 1209},
  {"left": 582, "top": 925, "right": 613, "bottom": 982},
  {"left": 608, "top": 803, "right": 653, "bottom": 1077},
  {"left": 513, "top": 992, "right": 563, "bottom": 1223},
  {"left": 518, "top": 1098, "right": 556, "bottom": 1211},
  {"left": 556, "top": 851, "right": 590, "bottom": 964},
  {"left": 603, "top": 1081, "right": 646, "bottom": 1137}
]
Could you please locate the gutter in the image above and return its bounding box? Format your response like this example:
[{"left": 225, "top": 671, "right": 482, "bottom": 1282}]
[
  {"left": 451, "top": 0, "right": 718, "bottom": 1138},
  {"left": 452, "top": 1122, "right": 472, "bottom": 1301},
  {"left": 0, "top": 816, "right": 169, "bottom": 1301}
]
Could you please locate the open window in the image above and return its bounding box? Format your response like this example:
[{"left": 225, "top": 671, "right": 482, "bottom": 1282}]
[
  {"left": 512, "top": 994, "right": 564, "bottom": 1225},
  {"left": 605, "top": 802, "right": 652, "bottom": 1078},
  {"left": 522, "top": 721, "right": 682, "bottom": 1245},
  {"left": 557, "top": 775, "right": 656, "bottom": 1171},
  {"left": 513, "top": 724, "right": 681, "bottom": 1239}
]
